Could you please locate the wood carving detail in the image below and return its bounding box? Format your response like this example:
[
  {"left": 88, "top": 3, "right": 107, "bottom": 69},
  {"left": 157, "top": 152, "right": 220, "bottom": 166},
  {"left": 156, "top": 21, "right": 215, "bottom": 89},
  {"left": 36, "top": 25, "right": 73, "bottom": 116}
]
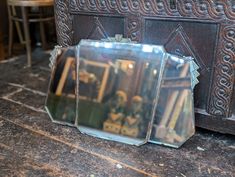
[
  {"left": 70, "top": 0, "right": 235, "bottom": 21},
  {"left": 54, "top": 0, "right": 73, "bottom": 46},
  {"left": 208, "top": 24, "right": 235, "bottom": 117},
  {"left": 126, "top": 15, "right": 142, "bottom": 42},
  {"left": 164, "top": 25, "right": 206, "bottom": 71},
  {"left": 86, "top": 17, "right": 108, "bottom": 39}
]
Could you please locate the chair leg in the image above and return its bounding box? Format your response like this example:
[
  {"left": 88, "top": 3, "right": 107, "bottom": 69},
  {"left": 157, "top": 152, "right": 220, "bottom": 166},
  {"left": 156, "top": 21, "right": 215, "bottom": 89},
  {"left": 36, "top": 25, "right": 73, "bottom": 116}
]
[
  {"left": 39, "top": 8, "right": 47, "bottom": 50},
  {"left": 8, "top": 6, "right": 14, "bottom": 57},
  {"left": 12, "top": 6, "right": 24, "bottom": 44},
  {"left": 40, "top": 21, "right": 47, "bottom": 50},
  {"left": 21, "top": 6, "right": 32, "bottom": 67}
]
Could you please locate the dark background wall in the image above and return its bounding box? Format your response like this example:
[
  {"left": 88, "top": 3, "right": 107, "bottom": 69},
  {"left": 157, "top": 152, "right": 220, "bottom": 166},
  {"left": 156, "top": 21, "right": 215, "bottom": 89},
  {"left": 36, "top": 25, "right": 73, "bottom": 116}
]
[{"left": 0, "top": 0, "right": 9, "bottom": 44}]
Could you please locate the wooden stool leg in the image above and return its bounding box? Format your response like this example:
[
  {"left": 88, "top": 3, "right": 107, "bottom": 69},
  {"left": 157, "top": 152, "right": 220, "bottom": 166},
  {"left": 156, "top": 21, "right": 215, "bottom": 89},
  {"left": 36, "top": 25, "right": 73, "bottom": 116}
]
[
  {"left": 39, "top": 8, "right": 47, "bottom": 50},
  {"left": 21, "top": 6, "right": 32, "bottom": 67},
  {"left": 40, "top": 21, "right": 47, "bottom": 50},
  {"left": 8, "top": 6, "right": 13, "bottom": 57},
  {"left": 12, "top": 6, "right": 24, "bottom": 44}
]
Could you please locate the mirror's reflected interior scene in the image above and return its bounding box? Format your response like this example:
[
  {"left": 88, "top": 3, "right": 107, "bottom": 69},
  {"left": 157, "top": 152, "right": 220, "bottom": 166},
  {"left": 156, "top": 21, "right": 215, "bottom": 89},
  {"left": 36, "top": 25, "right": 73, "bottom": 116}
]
[
  {"left": 45, "top": 48, "right": 77, "bottom": 125},
  {"left": 150, "top": 55, "right": 195, "bottom": 147},
  {"left": 77, "top": 40, "right": 166, "bottom": 145}
]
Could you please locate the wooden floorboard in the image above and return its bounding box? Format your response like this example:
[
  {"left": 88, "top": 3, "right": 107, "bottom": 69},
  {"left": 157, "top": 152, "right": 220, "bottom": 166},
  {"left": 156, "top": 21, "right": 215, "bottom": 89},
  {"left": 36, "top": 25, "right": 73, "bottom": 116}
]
[
  {"left": 0, "top": 118, "right": 146, "bottom": 177},
  {"left": 0, "top": 142, "right": 73, "bottom": 177},
  {"left": 0, "top": 51, "right": 234, "bottom": 177}
]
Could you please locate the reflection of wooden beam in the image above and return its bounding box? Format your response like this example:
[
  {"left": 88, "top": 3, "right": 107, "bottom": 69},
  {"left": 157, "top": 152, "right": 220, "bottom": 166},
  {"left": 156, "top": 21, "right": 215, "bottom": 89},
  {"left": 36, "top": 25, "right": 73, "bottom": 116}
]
[
  {"left": 56, "top": 57, "right": 74, "bottom": 96},
  {"left": 83, "top": 60, "right": 110, "bottom": 103},
  {"left": 159, "top": 63, "right": 189, "bottom": 127},
  {"left": 98, "top": 65, "right": 109, "bottom": 102},
  {"left": 168, "top": 89, "right": 188, "bottom": 129}
]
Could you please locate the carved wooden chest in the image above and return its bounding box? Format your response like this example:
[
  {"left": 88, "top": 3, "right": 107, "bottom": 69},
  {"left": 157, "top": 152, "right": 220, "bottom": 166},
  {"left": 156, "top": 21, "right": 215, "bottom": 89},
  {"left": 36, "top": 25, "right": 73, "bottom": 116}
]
[{"left": 54, "top": 0, "right": 235, "bottom": 135}]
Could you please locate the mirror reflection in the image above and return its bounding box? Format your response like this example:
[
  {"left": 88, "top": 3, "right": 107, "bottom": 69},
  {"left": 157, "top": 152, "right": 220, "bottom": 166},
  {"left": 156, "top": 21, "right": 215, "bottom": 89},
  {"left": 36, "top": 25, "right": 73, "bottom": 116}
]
[
  {"left": 77, "top": 40, "right": 166, "bottom": 145},
  {"left": 150, "top": 55, "right": 195, "bottom": 147},
  {"left": 45, "top": 47, "right": 77, "bottom": 125}
]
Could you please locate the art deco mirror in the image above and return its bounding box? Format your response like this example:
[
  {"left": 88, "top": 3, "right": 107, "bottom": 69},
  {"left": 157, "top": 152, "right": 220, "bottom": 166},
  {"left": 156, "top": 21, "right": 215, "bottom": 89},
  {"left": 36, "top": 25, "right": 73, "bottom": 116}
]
[
  {"left": 45, "top": 40, "right": 198, "bottom": 147},
  {"left": 76, "top": 40, "right": 167, "bottom": 145}
]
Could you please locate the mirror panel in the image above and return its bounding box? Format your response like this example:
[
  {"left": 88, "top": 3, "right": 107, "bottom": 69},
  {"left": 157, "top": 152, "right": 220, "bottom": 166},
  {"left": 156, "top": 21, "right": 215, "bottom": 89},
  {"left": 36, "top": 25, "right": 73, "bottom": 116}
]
[
  {"left": 76, "top": 40, "right": 167, "bottom": 145},
  {"left": 45, "top": 47, "right": 77, "bottom": 126},
  {"left": 150, "top": 55, "right": 195, "bottom": 148}
]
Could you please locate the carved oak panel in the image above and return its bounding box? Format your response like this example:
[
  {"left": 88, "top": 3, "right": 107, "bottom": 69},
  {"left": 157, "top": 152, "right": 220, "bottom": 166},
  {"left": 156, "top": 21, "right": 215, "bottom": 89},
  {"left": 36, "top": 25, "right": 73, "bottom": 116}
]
[
  {"left": 54, "top": 0, "right": 235, "bottom": 134},
  {"left": 73, "top": 15, "right": 124, "bottom": 42},
  {"left": 144, "top": 20, "right": 218, "bottom": 110}
]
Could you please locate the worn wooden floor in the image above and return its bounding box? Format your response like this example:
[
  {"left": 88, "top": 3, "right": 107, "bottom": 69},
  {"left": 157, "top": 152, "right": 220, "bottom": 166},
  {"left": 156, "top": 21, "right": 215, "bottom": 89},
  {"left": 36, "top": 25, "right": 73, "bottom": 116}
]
[{"left": 0, "top": 50, "right": 234, "bottom": 177}]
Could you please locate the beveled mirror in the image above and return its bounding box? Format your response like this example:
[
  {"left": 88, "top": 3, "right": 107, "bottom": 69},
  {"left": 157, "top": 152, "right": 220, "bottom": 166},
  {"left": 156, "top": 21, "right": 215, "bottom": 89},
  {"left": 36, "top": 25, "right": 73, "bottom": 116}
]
[
  {"left": 150, "top": 55, "right": 196, "bottom": 148},
  {"left": 45, "top": 47, "right": 78, "bottom": 126},
  {"left": 76, "top": 40, "right": 167, "bottom": 145}
]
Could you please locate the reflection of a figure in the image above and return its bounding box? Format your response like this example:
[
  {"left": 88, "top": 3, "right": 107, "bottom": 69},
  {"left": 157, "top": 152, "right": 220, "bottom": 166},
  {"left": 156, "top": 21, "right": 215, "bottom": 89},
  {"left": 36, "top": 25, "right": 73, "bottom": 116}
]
[
  {"left": 79, "top": 60, "right": 100, "bottom": 101},
  {"left": 123, "top": 96, "right": 143, "bottom": 127},
  {"left": 103, "top": 91, "right": 127, "bottom": 134}
]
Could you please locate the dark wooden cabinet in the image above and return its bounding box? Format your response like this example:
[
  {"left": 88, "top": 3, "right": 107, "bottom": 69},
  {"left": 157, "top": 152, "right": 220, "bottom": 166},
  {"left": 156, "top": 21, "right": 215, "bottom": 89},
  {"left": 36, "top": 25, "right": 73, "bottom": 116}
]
[{"left": 54, "top": 0, "right": 235, "bottom": 135}]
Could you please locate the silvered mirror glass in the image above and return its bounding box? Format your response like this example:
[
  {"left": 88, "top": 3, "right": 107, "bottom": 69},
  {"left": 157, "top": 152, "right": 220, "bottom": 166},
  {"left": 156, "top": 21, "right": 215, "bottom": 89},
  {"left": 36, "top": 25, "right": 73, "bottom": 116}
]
[
  {"left": 76, "top": 40, "right": 167, "bottom": 145},
  {"left": 45, "top": 47, "right": 77, "bottom": 126},
  {"left": 150, "top": 55, "right": 195, "bottom": 148}
]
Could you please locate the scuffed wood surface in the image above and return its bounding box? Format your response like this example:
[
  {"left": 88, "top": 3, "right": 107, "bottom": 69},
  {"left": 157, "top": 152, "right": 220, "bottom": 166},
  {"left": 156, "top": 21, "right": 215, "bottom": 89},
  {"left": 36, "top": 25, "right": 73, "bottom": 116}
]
[{"left": 0, "top": 51, "right": 234, "bottom": 177}]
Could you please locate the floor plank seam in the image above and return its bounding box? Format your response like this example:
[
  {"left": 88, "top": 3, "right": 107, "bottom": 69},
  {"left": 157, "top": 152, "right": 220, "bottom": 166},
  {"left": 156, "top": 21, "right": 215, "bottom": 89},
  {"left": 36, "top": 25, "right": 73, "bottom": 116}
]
[
  {"left": 2, "top": 88, "right": 23, "bottom": 98},
  {"left": 8, "top": 82, "right": 47, "bottom": 96},
  {"left": 0, "top": 97, "right": 46, "bottom": 113}
]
